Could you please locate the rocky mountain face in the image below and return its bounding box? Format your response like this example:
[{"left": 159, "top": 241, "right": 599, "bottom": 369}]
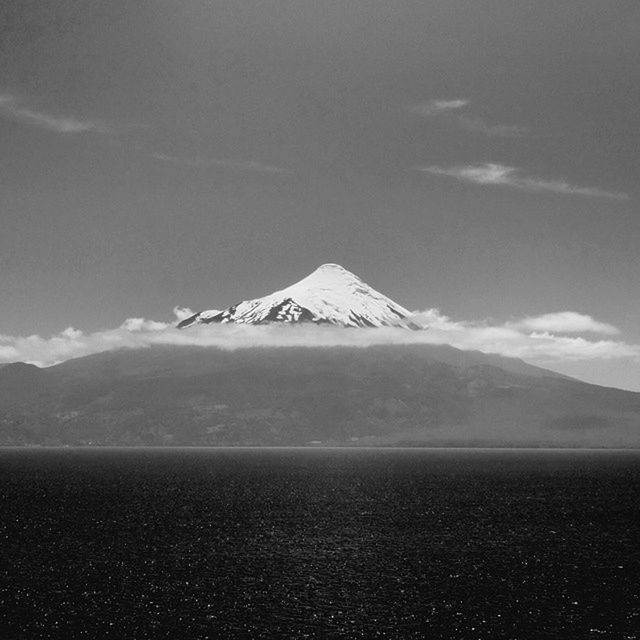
[{"left": 178, "top": 264, "right": 417, "bottom": 329}]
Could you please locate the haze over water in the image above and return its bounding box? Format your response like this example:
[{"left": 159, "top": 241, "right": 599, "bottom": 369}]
[{"left": 1, "top": 447, "right": 638, "bottom": 639}]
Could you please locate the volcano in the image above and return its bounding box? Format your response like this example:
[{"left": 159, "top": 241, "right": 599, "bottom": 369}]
[{"left": 178, "top": 263, "right": 418, "bottom": 329}]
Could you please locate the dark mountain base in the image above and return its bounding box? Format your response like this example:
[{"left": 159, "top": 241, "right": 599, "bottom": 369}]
[{"left": 1, "top": 345, "right": 639, "bottom": 447}]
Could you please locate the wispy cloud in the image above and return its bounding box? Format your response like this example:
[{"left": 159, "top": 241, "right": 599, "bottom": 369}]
[
  {"left": 0, "top": 308, "right": 637, "bottom": 368},
  {"left": 407, "top": 99, "right": 470, "bottom": 117},
  {"left": 151, "top": 152, "right": 288, "bottom": 174},
  {"left": 408, "top": 99, "right": 527, "bottom": 137},
  {"left": 0, "top": 93, "right": 109, "bottom": 134},
  {"left": 418, "top": 162, "right": 630, "bottom": 200},
  {"left": 457, "top": 115, "right": 528, "bottom": 138}
]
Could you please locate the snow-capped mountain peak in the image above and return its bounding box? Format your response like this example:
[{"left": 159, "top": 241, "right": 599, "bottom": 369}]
[{"left": 178, "top": 263, "right": 417, "bottom": 329}]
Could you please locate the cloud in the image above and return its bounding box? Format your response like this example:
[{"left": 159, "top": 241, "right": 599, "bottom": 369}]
[
  {"left": 0, "top": 345, "right": 20, "bottom": 360},
  {"left": 0, "top": 93, "right": 109, "bottom": 134},
  {"left": 120, "top": 318, "right": 171, "bottom": 332},
  {"left": 509, "top": 312, "right": 620, "bottom": 335},
  {"left": 418, "top": 163, "right": 630, "bottom": 200},
  {"left": 407, "top": 99, "right": 527, "bottom": 137},
  {"left": 150, "top": 153, "right": 288, "bottom": 174},
  {"left": 173, "top": 306, "right": 195, "bottom": 322},
  {"left": 0, "top": 308, "right": 638, "bottom": 369},
  {"left": 408, "top": 99, "right": 470, "bottom": 117},
  {"left": 457, "top": 115, "right": 528, "bottom": 137},
  {"left": 409, "top": 310, "right": 637, "bottom": 361}
]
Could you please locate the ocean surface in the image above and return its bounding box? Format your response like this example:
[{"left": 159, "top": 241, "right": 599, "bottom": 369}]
[{"left": 1, "top": 447, "right": 639, "bottom": 639}]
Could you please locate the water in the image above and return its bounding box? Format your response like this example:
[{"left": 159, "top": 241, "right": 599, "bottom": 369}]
[{"left": 1, "top": 447, "right": 639, "bottom": 639}]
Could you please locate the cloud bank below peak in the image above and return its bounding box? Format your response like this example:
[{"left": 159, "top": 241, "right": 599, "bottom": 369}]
[
  {"left": 419, "top": 163, "right": 630, "bottom": 200},
  {"left": 508, "top": 312, "right": 620, "bottom": 335},
  {"left": 0, "top": 309, "right": 637, "bottom": 375}
]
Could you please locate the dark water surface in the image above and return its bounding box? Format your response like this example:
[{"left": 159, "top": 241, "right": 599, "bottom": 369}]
[{"left": 1, "top": 447, "right": 639, "bottom": 639}]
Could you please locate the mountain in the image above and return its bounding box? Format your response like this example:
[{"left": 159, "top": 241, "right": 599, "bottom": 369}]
[
  {"left": 2, "top": 344, "right": 639, "bottom": 448},
  {"left": 0, "top": 362, "right": 53, "bottom": 407},
  {"left": 2, "top": 265, "right": 639, "bottom": 448},
  {"left": 178, "top": 263, "right": 416, "bottom": 329}
]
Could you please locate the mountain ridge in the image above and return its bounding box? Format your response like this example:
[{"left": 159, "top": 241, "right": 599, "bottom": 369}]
[{"left": 1, "top": 343, "right": 639, "bottom": 448}]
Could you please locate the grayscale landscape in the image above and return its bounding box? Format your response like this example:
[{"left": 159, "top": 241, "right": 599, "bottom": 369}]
[
  {"left": 1, "top": 1, "right": 639, "bottom": 638},
  {"left": 2, "top": 262, "right": 640, "bottom": 449}
]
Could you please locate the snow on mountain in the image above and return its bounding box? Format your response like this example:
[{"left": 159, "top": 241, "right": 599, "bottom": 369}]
[{"left": 178, "top": 263, "right": 419, "bottom": 329}]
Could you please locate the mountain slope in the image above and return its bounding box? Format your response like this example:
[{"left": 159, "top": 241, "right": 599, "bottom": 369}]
[
  {"left": 178, "top": 263, "right": 415, "bottom": 329},
  {"left": 1, "top": 344, "right": 639, "bottom": 447}
]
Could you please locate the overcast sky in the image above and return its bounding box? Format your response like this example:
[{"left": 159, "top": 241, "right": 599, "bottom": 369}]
[{"left": 1, "top": 1, "right": 639, "bottom": 389}]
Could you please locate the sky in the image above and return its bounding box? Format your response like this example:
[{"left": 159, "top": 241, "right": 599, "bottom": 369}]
[{"left": 1, "top": 1, "right": 639, "bottom": 390}]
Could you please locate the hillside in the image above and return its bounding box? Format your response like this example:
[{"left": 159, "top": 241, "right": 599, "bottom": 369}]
[{"left": 1, "top": 344, "right": 639, "bottom": 447}]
